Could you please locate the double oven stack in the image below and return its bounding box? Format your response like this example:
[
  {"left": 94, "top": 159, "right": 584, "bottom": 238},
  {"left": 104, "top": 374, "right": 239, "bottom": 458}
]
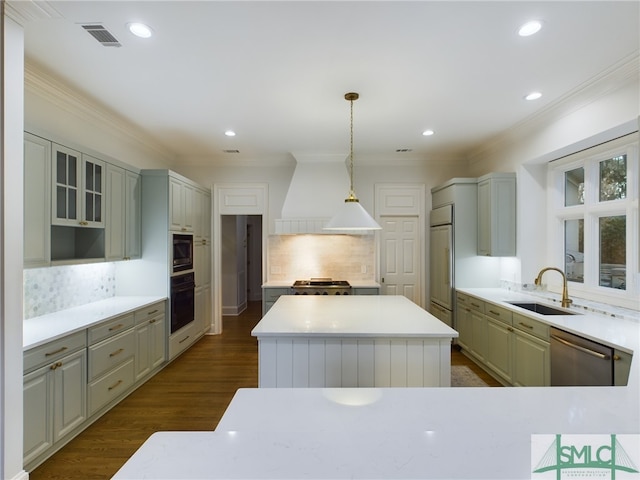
[{"left": 171, "top": 233, "right": 195, "bottom": 333}]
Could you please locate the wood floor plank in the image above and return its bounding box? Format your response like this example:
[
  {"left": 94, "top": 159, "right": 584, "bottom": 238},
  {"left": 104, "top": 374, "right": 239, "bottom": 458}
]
[{"left": 28, "top": 301, "right": 499, "bottom": 479}]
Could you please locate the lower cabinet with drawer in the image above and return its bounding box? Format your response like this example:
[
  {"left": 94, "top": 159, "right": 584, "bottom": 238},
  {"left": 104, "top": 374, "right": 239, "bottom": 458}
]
[
  {"left": 455, "top": 291, "right": 551, "bottom": 387},
  {"left": 23, "top": 334, "right": 87, "bottom": 468},
  {"left": 88, "top": 325, "right": 136, "bottom": 415},
  {"left": 135, "top": 302, "right": 167, "bottom": 381},
  {"left": 23, "top": 300, "right": 168, "bottom": 471}
]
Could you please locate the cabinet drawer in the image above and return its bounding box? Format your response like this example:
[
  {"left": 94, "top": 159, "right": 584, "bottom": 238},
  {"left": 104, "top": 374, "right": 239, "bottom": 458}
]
[
  {"left": 88, "top": 357, "right": 134, "bottom": 415},
  {"left": 88, "top": 329, "right": 135, "bottom": 381},
  {"left": 455, "top": 292, "right": 469, "bottom": 306},
  {"left": 484, "top": 304, "right": 512, "bottom": 325},
  {"left": 264, "top": 288, "right": 290, "bottom": 302},
  {"left": 88, "top": 313, "right": 134, "bottom": 345},
  {"left": 24, "top": 330, "right": 86, "bottom": 373},
  {"left": 513, "top": 313, "right": 549, "bottom": 340},
  {"left": 466, "top": 297, "right": 484, "bottom": 314},
  {"left": 134, "top": 302, "right": 165, "bottom": 325}
]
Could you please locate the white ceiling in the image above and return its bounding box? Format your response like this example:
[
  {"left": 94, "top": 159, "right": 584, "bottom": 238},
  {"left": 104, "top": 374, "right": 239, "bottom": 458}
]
[{"left": 21, "top": 1, "right": 640, "bottom": 166}]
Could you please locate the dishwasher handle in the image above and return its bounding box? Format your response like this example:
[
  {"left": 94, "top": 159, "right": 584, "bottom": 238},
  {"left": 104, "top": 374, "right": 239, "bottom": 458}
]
[{"left": 550, "top": 334, "right": 610, "bottom": 360}]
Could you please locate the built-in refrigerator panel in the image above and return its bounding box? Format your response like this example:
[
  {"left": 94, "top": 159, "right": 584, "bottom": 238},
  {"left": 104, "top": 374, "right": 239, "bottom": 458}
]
[
  {"left": 430, "top": 205, "right": 453, "bottom": 311},
  {"left": 429, "top": 179, "right": 503, "bottom": 331}
]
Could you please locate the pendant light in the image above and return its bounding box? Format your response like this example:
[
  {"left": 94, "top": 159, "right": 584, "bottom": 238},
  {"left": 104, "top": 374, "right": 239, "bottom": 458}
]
[{"left": 324, "top": 92, "right": 382, "bottom": 231}]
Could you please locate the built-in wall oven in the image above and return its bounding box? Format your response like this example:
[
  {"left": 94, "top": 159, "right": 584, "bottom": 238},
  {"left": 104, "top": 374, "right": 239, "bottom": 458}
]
[
  {"left": 172, "top": 233, "right": 194, "bottom": 273},
  {"left": 171, "top": 272, "right": 195, "bottom": 333}
]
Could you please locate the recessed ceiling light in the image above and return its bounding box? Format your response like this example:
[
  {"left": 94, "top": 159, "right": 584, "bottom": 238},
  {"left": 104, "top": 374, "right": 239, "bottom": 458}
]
[
  {"left": 422, "top": 129, "right": 435, "bottom": 136},
  {"left": 525, "top": 92, "right": 542, "bottom": 101},
  {"left": 518, "top": 20, "right": 542, "bottom": 37},
  {"left": 127, "top": 22, "right": 153, "bottom": 38},
  {"left": 224, "top": 130, "right": 236, "bottom": 137}
]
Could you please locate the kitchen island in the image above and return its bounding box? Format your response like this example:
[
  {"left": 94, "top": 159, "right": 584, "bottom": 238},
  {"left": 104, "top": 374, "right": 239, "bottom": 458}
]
[{"left": 251, "top": 295, "right": 458, "bottom": 388}]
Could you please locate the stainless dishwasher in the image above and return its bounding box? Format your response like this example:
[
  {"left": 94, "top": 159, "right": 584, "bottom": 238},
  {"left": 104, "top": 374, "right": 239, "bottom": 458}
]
[{"left": 550, "top": 327, "right": 614, "bottom": 386}]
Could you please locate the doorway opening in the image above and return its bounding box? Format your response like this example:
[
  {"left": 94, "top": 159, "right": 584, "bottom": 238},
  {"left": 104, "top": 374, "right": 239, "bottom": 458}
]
[{"left": 221, "top": 215, "right": 263, "bottom": 316}]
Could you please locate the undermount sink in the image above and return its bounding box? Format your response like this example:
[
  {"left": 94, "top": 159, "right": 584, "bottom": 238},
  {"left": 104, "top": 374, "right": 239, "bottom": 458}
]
[{"left": 505, "top": 302, "right": 579, "bottom": 316}]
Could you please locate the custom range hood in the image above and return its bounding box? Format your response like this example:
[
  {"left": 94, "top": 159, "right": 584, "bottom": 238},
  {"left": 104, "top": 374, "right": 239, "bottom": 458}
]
[{"left": 275, "top": 153, "right": 365, "bottom": 234}]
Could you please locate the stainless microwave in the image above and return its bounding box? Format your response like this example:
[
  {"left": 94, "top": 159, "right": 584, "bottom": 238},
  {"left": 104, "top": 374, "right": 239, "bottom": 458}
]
[{"left": 172, "top": 233, "right": 194, "bottom": 272}]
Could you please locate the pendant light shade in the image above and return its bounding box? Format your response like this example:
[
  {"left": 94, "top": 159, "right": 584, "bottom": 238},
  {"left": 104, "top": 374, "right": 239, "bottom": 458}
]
[{"left": 324, "top": 92, "right": 381, "bottom": 231}]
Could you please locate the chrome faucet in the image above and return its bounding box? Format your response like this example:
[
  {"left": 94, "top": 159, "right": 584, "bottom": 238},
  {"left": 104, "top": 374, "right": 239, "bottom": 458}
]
[{"left": 534, "top": 267, "right": 572, "bottom": 308}]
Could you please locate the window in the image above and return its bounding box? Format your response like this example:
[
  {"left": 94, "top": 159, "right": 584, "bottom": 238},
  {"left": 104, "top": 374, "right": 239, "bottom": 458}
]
[{"left": 549, "top": 134, "right": 638, "bottom": 309}]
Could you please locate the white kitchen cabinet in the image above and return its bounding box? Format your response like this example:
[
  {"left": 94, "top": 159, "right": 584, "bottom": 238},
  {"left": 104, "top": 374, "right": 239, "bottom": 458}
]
[
  {"left": 125, "top": 171, "right": 142, "bottom": 260},
  {"left": 87, "top": 313, "right": 136, "bottom": 415},
  {"left": 352, "top": 287, "right": 380, "bottom": 295},
  {"left": 193, "top": 187, "right": 211, "bottom": 240},
  {"left": 135, "top": 302, "right": 167, "bottom": 381},
  {"left": 105, "top": 164, "right": 126, "bottom": 261},
  {"left": 24, "top": 133, "right": 51, "bottom": 268},
  {"left": 52, "top": 144, "right": 105, "bottom": 228},
  {"left": 170, "top": 177, "right": 195, "bottom": 232},
  {"left": 262, "top": 287, "right": 291, "bottom": 314},
  {"left": 24, "top": 346, "right": 87, "bottom": 467},
  {"left": 511, "top": 313, "right": 550, "bottom": 387},
  {"left": 106, "top": 166, "right": 142, "bottom": 261},
  {"left": 477, "top": 172, "right": 516, "bottom": 256},
  {"left": 469, "top": 309, "right": 488, "bottom": 363},
  {"left": 512, "top": 329, "right": 550, "bottom": 387},
  {"left": 486, "top": 317, "right": 513, "bottom": 384}
]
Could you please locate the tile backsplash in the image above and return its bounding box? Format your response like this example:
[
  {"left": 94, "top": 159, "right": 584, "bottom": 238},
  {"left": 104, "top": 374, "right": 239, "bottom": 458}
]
[
  {"left": 24, "top": 263, "right": 116, "bottom": 319},
  {"left": 268, "top": 234, "right": 375, "bottom": 282}
]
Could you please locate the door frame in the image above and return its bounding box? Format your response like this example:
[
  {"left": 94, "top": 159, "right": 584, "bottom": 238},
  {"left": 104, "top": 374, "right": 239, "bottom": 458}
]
[
  {"left": 375, "top": 184, "right": 426, "bottom": 307},
  {"left": 212, "top": 184, "right": 268, "bottom": 334}
]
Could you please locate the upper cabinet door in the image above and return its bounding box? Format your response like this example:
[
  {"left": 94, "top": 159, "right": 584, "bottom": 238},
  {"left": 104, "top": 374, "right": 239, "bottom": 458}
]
[
  {"left": 477, "top": 173, "right": 516, "bottom": 257},
  {"left": 24, "top": 133, "right": 52, "bottom": 268},
  {"left": 51, "top": 145, "right": 105, "bottom": 228},
  {"left": 52, "top": 143, "right": 81, "bottom": 226},
  {"left": 82, "top": 154, "right": 105, "bottom": 227}
]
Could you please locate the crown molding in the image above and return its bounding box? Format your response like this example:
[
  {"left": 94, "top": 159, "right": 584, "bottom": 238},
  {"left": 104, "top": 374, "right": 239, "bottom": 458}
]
[
  {"left": 5, "top": 0, "right": 61, "bottom": 25},
  {"left": 25, "top": 60, "right": 175, "bottom": 164},
  {"left": 469, "top": 51, "right": 640, "bottom": 163}
]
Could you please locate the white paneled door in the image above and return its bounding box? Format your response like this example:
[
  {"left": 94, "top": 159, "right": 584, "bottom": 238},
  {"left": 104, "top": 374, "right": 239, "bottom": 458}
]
[{"left": 380, "top": 217, "right": 421, "bottom": 305}]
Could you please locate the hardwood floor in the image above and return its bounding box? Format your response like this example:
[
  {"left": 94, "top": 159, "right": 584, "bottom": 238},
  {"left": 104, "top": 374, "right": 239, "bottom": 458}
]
[{"left": 29, "top": 301, "right": 498, "bottom": 479}]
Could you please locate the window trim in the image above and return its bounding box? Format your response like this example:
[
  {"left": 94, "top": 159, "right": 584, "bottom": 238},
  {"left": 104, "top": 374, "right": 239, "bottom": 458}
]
[{"left": 547, "top": 133, "right": 639, "bottom": 310}]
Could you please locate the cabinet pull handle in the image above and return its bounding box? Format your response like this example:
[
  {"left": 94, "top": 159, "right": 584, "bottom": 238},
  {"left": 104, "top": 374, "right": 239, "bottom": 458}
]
[
  {"left": 613, "top": 354, "right": 621, "bottom": 361},
  {"left": 488, "top": 310, "right": 500, "bottom": 316},
  {"left": 550, "top": 334, "right": 610, "bottom": 360},
  {"left": 79, "top": 221, "right": 88, "bottom": 226},
  {"left": 109, "top": 323, "right": 124, "bottom": 331},
  {"left": 147, "top": 310, "right": 159, "bottom": 316},
  {"left": 50, "top": 361, "right": 63, "bottom": 370},
  {"left": 181, "top": 227, "right": 187, "bottom": 232},
  {"left": 471, "top": 302, "right": 480, "bottom": 308},
  {"left": 149, "top": 319, "right": 156, "bottom": 324},
  {"left": 108, "top": 380, "right": 123, "bottom": 391},
  {"left": 179, "top": 335, "right": 190, "bottom": 344},
  {"left": 518, "top": 322, "right": 534, "bottom": 330},
  {"left": 109, "top": 348, "right": 124, "bottom": 357},
  {"left": 45, "top": 346, "right": 68, "bottom": 357},
  {"left": 507, "top": 327, "right": 514, "bottom": 332}
]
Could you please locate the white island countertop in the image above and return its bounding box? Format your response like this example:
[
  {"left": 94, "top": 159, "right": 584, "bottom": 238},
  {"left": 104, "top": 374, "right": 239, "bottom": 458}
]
[
  {"left": 252, "top": 295, "right": 458, "bottom": 338},
  {"left": 24, "top": 296, "right": 166, "bottom": 350}
]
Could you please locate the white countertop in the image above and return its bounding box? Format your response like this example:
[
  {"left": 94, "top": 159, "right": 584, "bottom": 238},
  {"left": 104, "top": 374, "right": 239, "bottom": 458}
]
[
  {"left": 23, "top": 296, "right": 166, "bottom": 350},
  {"left": 457, "top": 288, "right": 639, "bottom": 354},
  {"left": 113, "top": 289, "right": 639, "bottom": 480},
  {"left": 251, "top": 295, "right": 458, "bottom": 338}
]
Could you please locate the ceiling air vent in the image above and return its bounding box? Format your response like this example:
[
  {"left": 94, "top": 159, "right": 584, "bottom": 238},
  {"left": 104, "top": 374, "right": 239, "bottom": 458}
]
[{"left": 82, "top": 24, "right": 121, "bottom": 47}]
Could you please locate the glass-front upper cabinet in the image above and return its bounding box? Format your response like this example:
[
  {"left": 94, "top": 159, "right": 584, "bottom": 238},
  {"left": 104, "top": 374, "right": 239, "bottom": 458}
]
[{"left": 52, "top": 144, "right": 105, "bottom": 228}]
